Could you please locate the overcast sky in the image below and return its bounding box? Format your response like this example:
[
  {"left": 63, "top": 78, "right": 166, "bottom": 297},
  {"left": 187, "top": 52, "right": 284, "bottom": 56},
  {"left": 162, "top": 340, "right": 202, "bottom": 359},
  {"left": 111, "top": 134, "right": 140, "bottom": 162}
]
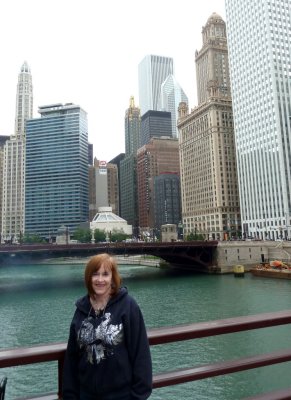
[{"left": 0, "top": 0, "right": 226, "bottom": 161}]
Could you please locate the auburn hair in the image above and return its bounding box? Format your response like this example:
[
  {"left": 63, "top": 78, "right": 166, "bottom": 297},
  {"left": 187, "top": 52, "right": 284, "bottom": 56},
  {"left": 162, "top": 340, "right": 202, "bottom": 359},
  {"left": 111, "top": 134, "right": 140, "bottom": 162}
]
[{"left": 84, "top": 253, "right": 121, "bottom": 297}]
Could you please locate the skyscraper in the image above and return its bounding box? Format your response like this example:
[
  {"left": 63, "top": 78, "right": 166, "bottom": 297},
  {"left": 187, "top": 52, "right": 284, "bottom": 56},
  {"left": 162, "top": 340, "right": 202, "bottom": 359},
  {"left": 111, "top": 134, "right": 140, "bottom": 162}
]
[
  {"left": 159, "top": 74, "right": 188, "bottom": 138},
  {"left": 25, "top": 103, "right": 88, "bottom": 239},
  {"left": 124, "top": 96, "right": 141, "bottom": 155},
  {"left": 0, "top": 135, "right": 9, "bottom": 240},
  {"left": 88, "top": 159, "right": 119, "bottom": 221},
  {"left": 141, "top": 110, "right": 172, "bottom": 146},
  {"left": 88, "top": 143, "right": 93, "bottom": 165},
  {"left": 225, "top": 0, "right": 291, "bottom": 240},
  {"left": 120, "top": 155, "right": 138, "bottom": 229},
  {"left": 109, "top": 153, "right": 125, "bottom": 216},
  {"left": 137, "top": 137, "right": 180, "bottom": 232},
  {"left": 138, "top": 55, "right": 173, "bottom": 116},
  {"left": 154, "top": 173, "right": 182, "bottom": 229},
  {"left": 14, "top": 62, "right": 33, "bottom": 138},
  {"left": 178, "top": 13, "right": 240, "bottom": 240},
  {"left": 1, "top": 62, "right": 33, "bottom": 242},
  {"left": 120, "top": 97, "right": 141, "bottom": 231},
  {"left": 89, "top": 158, "right": 109, "bottom": 221},
  {"left": 107, "top": 162, "right": 119, "bottom": 216}
]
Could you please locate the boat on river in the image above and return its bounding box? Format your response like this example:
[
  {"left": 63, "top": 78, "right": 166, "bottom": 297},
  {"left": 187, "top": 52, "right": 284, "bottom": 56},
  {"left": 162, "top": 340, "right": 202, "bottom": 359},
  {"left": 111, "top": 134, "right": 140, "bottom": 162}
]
[{"left": 251, "top": 260, "right": 291, "bottom": 280}]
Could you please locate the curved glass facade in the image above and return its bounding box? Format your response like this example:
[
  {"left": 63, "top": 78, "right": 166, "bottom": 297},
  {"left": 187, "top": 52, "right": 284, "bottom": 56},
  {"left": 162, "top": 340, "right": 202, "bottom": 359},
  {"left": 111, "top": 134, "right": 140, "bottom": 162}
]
[{"left": 25, "top": 104, "right": 88, "bottom": 239}]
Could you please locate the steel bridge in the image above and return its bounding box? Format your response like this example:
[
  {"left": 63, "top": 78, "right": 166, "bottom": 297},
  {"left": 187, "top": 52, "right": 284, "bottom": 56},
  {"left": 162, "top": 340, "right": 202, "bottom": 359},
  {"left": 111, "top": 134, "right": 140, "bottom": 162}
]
[{"left": 0, "top": 241, "right": 218, "bottom": 271}]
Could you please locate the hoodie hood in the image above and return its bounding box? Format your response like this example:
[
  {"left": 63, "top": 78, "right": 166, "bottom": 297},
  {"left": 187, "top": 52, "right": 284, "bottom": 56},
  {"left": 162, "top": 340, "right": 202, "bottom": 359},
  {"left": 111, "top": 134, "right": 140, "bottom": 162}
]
[{"left": 75, "top": 286, "right": 128, "bottom": 315}]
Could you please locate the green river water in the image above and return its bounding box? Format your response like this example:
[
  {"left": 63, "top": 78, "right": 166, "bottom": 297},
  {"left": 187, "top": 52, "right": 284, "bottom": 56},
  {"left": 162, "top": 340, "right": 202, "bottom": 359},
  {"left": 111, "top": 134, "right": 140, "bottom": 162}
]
[{"left": 1, "top": 258, "right": 291, "bottom": 399}]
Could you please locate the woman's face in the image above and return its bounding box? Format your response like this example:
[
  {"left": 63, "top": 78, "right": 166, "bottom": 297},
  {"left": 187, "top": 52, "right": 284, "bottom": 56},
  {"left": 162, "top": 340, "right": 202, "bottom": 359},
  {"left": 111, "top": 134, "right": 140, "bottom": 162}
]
[{"left": 91, "top": 264, "right": 112, "bottom": 299}]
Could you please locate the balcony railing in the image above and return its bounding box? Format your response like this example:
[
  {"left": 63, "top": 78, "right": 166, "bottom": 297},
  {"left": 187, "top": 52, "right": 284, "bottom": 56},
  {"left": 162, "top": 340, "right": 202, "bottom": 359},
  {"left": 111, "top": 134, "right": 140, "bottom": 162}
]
[{"left": 1, "top": 310, "right": 291, "bottom": 400}]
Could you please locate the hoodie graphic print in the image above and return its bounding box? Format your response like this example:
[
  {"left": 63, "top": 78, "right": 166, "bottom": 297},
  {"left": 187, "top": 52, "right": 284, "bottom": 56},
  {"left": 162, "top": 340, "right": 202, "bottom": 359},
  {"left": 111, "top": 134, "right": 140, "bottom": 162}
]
[{"left": 77, "top": 312, "right": 123, "bottom": 365}]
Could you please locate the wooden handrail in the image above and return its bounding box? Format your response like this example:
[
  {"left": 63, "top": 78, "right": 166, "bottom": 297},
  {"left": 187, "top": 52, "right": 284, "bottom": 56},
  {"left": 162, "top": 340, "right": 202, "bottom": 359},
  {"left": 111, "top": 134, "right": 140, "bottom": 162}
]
[
  {"left": 1, "top": 310, "right": 291, "bottom": 399},
  {"left": 2, "top": 309, "right": 291, "bottom": 367},
  {"left": 0, "top": 343, "right": 66, "bottom": 368},
  {"left": 147, "top": 309, "right": 291, "bottom": 344},
  {"left": 153, "top": 348, "right": 291, "bottom": 388}
]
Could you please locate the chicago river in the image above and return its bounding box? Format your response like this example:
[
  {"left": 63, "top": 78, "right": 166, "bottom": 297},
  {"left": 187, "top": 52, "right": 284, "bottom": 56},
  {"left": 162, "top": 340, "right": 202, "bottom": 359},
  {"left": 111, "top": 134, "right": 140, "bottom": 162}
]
[{"left": 1, "top": 259, "right": 291, "bottom": 399}]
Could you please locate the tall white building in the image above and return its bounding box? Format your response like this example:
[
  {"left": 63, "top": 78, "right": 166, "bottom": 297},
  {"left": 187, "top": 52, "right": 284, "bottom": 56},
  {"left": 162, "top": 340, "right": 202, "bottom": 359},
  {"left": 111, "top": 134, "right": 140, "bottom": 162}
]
[
  {"left": 138, "top": 55, "right": 173, "bottom": 116},
  {"left": 1, "top": 62, "right": 33, "bottom": 242},
  {"left": 225, "top": 0, "right": 291, "bottom": 240},
  {"left": 159, "top": 74, "right": 188, "bottom": 138},
  {"left": 14, "top": 62, "right": 33, "bottom": 138}
]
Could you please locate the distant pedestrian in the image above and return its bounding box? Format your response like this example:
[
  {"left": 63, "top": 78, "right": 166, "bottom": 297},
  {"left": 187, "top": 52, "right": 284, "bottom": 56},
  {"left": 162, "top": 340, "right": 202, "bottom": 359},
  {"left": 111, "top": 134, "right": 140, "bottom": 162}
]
[{"left": 62, "top": 253, "right": 152, "bottom": 400}]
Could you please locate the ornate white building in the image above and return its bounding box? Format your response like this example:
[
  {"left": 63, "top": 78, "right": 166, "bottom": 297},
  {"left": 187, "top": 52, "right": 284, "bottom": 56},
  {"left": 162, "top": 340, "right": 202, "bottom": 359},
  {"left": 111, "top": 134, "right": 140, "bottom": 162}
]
[{"left": 1, "top": 62, "right": 33, "bottom": 242}]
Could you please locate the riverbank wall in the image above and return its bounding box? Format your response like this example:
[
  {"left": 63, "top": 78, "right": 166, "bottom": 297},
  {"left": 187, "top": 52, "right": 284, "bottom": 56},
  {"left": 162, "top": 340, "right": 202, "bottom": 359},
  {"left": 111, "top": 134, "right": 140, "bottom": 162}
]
[{"left": 214, "top": 241, "right": 291, "bottom": 273}]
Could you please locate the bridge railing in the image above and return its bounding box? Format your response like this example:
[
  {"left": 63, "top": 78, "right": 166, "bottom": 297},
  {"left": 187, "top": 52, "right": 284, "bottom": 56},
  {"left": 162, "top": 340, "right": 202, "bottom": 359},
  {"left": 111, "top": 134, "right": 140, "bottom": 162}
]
[
  {"left": 0, "top": 240, "right": 218, "bottom": 252},
  {"left": 1, "top": 310, "right": 291, "bottom": 400}
]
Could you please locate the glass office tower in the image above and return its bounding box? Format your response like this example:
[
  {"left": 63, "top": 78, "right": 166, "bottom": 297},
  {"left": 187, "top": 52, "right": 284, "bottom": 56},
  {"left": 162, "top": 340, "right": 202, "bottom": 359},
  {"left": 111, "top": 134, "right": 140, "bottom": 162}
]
[
  {"left": 225, "top": 0, "right": 291, "bottom": 240},
  {"left": 138, "top": 55, "right": 173, "bottom": 116},
  {"left": 25, "top": 103, "right": 88, "bottom": 239},
  {"left": 141, "top": 110, "right": 172, "bottom": 146},
  {"left": 159, "top": 74, "right": 188, "bottom": 138}
]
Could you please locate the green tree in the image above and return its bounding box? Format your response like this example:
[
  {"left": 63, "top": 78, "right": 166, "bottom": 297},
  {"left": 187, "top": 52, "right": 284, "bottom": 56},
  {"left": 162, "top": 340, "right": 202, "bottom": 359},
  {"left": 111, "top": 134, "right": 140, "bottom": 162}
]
[
  {"left": 73, "top": 227, "right": 92, "bottom": 243},
  {"left": 110, "top": 229, "right": 130, "bottom": 242},
  {"left": 23, "top": 233, "right": 45, "bottom": 244},
  {"left": 185, "top": 232, "right": 204, "bottom": 241},
  {"left": 94, "top": 229, "right": 106, "bottom": 243}
]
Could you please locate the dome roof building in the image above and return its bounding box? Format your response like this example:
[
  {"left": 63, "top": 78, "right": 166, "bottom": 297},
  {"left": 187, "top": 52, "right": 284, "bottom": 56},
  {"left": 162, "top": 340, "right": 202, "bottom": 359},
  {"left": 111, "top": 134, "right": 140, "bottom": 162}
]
[{"left": 90, "top": 207, "right": 132, "bottom": 235}]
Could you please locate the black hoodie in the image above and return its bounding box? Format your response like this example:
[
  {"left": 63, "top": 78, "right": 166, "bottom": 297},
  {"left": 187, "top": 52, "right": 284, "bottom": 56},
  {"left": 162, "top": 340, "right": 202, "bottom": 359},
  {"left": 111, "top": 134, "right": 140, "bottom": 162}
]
[{"left": 62, "top": 287, "right": 152, "bottom": 399}]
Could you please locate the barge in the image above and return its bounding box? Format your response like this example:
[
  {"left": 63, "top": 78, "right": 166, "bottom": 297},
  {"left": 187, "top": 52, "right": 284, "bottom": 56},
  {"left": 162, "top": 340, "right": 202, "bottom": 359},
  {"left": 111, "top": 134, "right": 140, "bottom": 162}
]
[{"left": 251, "top": 260, "right": 291, "bottom": 280}]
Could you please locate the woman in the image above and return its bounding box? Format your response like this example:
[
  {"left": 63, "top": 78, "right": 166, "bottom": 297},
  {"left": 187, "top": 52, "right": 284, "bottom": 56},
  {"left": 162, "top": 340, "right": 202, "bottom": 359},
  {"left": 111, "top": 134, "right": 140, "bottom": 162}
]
[{"left": 62, "top": 253, "right": 152, "bottom": 400}]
